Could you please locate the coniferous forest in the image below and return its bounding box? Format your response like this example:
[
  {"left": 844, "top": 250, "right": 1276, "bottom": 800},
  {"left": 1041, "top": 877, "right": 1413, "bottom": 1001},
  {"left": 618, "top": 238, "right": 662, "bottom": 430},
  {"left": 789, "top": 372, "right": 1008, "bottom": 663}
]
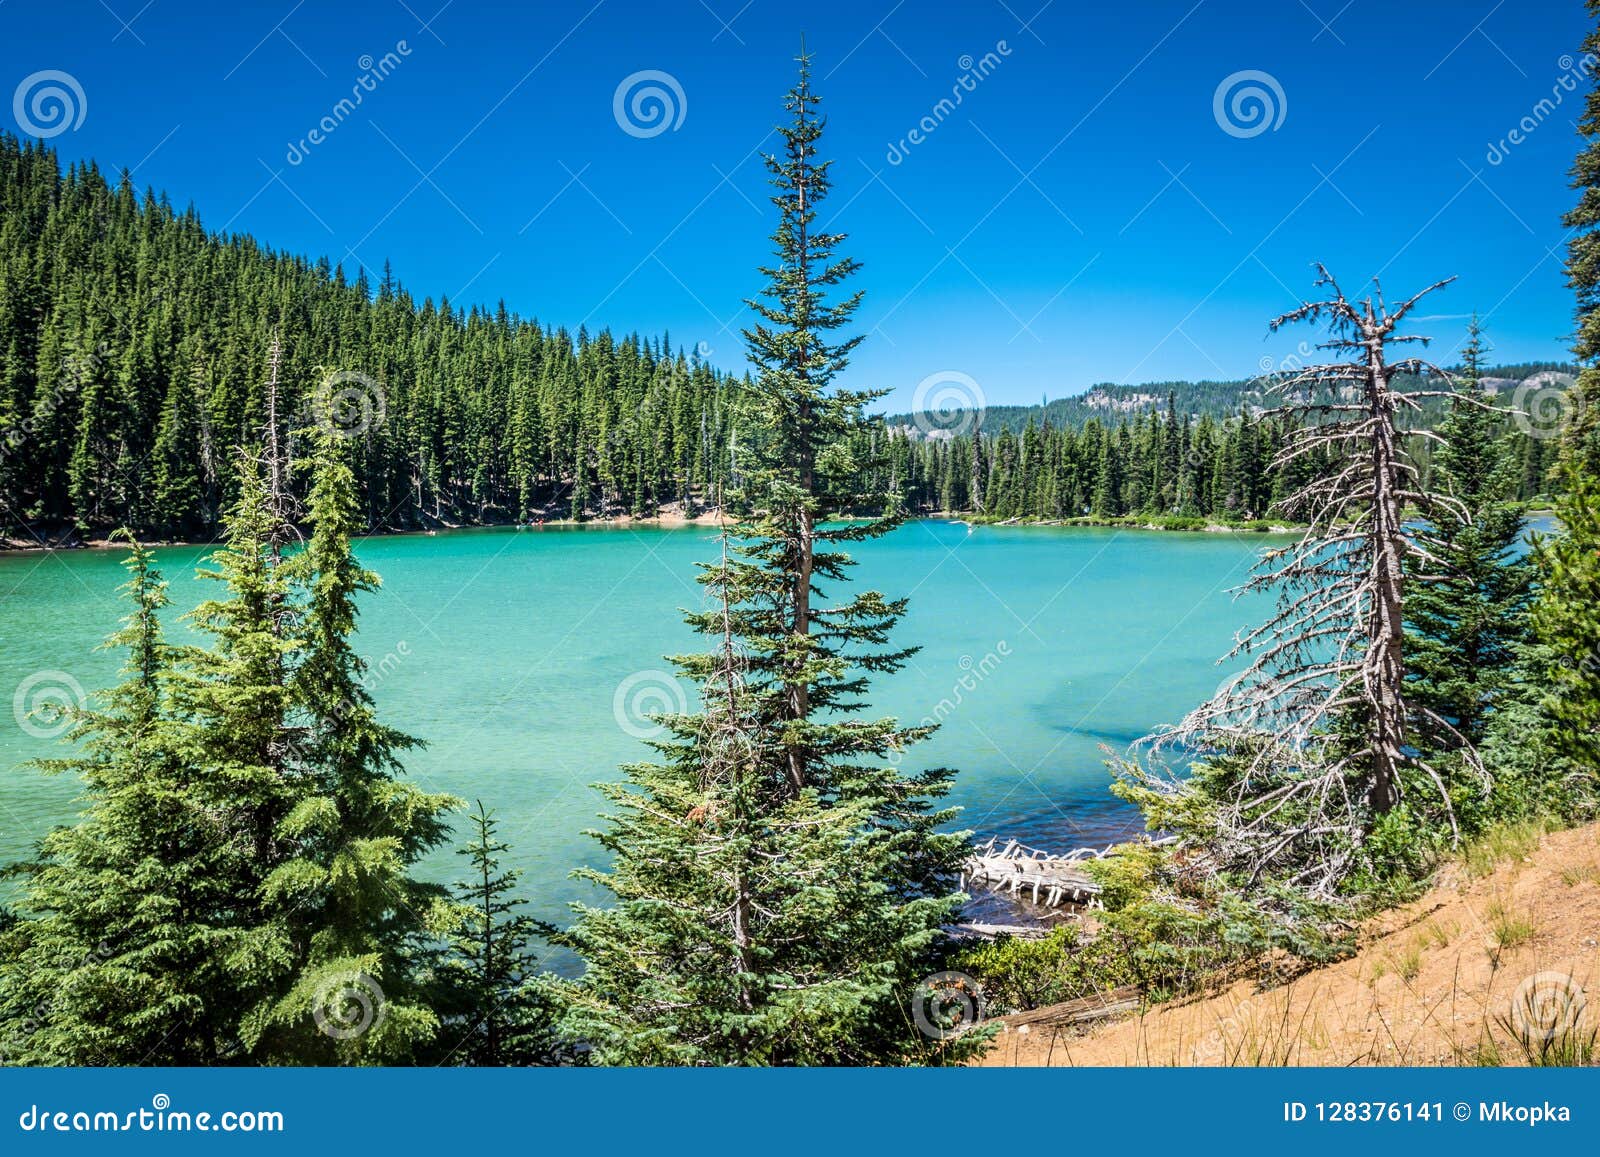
[
  {"left": 0, "top": 130, "right": 1568, "bottom": 542},
  {"left": 3, "top": 3, "right": 1600, "bottom": 1085}
]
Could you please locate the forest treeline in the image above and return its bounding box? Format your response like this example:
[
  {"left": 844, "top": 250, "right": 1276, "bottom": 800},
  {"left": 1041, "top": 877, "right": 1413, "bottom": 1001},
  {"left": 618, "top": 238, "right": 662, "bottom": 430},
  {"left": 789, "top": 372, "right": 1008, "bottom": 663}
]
[
  {"left": 0, "top": 131, "right": 734, "bottom": 537},
  {"left": 0, "top": 130, "right": 1562, "bottom": 541},
  {"left": 886, "top": 362, "right": 1573, "bottom": 434}
]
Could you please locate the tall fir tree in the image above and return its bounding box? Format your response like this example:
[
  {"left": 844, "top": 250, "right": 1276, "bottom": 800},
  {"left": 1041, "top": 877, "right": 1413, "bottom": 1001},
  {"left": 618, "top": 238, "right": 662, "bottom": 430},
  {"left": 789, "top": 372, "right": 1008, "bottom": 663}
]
[
  {"left": 1543, "top": 0, "right": 1600, "bottom": 783},
  {"left": 166, "top": 451, "right": 305, "bottom": 1057},
  {"left": 250, "top": 429, "right": 458, "bottom": 1064},
  {"left": 566, "top": 52, "right": 972, "bottom": 1065}
]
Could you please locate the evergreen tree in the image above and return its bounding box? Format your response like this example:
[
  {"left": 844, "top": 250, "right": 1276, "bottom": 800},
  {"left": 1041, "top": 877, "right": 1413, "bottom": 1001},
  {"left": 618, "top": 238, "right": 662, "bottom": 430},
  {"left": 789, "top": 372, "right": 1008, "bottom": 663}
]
[
  {"left": 566, "top": 52, "right": 971, "bottom": 1065},
  {"left": 0, "top": 534, "right": 236, "bottom": 1064},
  {"left": 165, "top": 452, "right": 304, "bottom": 1057},
  {"left": 440, "top": 802, "right": 553, "bottom": 1066},
  {"left": 1541, "top": 0, "right": 1600, "bottom": 784},
  {"left": 1406, "top": 319, "right": 1535, "bottom": 758},
  {"left": 251, "top": 430, "right": 458, "bottom": 1064},
  {"left": 150, "top": 350, "right": 206, "bottom": 537}
]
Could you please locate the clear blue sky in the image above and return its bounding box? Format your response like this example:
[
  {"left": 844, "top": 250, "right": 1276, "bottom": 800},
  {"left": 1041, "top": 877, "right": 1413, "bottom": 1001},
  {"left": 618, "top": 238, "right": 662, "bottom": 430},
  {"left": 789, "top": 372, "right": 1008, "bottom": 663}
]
[{"left": 3, "top": 0, "right": 1590, "bottom": 409}]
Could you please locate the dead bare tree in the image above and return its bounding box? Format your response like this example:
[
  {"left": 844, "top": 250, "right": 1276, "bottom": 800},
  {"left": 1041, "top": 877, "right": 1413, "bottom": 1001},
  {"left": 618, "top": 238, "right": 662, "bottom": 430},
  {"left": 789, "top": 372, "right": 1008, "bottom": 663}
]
[
  {"left": 1140, "top": 265, "right": 1485, "bottom": 895},
  {"left": 260, "top": 330, "right": 298, "bottom": 563}
]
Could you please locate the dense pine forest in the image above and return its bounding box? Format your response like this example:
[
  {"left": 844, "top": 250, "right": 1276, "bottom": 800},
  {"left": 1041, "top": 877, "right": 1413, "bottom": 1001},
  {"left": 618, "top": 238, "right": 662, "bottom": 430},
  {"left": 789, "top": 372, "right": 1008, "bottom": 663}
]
[
  {"left": 0, "top": 131, "right": 735, "bottom": 537},
  {"left": 0, "top": 131, "right": 1564, "bottom": 542}
]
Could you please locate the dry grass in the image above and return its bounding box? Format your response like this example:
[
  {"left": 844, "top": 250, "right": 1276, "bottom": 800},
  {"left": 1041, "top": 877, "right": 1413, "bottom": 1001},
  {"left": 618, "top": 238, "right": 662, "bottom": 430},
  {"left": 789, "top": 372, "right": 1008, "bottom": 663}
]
[
  {"left": 1462, "top": 818, "right": 1549, "bottom": 879},
  {"left": 1390, "top": 939, "right": 1424, "bottom": 982},
  {"left": 1485, "top": 895, "right": 1538, "bottom": 954},
  {"left": 978, "top": 821, "right": 1600, "bottom": 1068}
]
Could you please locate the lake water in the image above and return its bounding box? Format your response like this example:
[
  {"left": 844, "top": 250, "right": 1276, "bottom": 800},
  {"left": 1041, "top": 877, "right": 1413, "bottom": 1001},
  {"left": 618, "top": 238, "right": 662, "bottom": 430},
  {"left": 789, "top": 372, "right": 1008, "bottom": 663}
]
[{"left": 0, "top": 520, "right": 1285, "bottom": 931}]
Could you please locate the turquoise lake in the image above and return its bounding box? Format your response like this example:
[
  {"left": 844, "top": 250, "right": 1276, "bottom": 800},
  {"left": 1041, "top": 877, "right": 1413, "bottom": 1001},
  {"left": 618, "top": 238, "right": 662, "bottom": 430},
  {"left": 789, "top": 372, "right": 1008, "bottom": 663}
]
[{"left": 0, "top": 520, "right": 1287, "bottom": 932}]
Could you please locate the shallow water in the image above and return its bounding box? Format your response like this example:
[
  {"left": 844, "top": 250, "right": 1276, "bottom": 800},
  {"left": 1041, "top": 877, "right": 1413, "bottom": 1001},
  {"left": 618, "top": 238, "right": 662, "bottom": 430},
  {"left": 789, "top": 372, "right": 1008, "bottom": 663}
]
[{"left": 0, "top": 520, "right": 1289, "bottom": 929}]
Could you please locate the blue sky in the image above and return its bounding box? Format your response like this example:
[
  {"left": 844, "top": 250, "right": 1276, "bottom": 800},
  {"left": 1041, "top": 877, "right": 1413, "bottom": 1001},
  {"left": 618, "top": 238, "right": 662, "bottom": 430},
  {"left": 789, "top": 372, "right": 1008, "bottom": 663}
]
[{"left": 3, "top": 0, "right": 1591, "bottom": 409}]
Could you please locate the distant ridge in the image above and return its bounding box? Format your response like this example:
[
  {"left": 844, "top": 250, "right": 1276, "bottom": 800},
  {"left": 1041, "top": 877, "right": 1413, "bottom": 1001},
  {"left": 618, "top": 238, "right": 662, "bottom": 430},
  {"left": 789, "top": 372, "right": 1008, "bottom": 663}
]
[{"left": 887, "top": 363, "right": 1577, "bottom": 438}]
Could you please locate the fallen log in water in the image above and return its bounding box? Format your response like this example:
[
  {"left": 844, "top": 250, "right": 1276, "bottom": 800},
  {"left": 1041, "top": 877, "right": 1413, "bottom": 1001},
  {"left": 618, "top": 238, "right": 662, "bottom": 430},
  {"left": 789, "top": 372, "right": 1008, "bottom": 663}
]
[
  {"left": 961, "top": 836, "right": 1106, "bottom": 908},
  {"left": 945, "top": 921, "right": 1062, "bottom": 941}
]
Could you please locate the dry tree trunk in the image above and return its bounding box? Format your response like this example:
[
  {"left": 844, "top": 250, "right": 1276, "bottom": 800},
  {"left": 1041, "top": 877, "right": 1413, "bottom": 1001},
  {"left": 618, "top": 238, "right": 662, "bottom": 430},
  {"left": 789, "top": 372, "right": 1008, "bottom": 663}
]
[
  {"left": 1362, "top": 329, "right": 1407, "bottom": 814},
  {"left": 1140, "top": 265, "right": 1484, "bottom": 894}
]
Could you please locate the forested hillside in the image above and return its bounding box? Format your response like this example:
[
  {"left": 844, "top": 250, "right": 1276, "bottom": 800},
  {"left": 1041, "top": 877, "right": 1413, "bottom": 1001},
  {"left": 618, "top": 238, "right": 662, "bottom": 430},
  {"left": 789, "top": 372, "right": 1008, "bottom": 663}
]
[
  {"left": 0, "top": 132, "right": 1566, "bottom": 539},
  {"left": 896, "top": 363, "right": 1576, "bottom": 435},
  {"left": 0, "top": 133, "right": 738, "bottom": 537}
]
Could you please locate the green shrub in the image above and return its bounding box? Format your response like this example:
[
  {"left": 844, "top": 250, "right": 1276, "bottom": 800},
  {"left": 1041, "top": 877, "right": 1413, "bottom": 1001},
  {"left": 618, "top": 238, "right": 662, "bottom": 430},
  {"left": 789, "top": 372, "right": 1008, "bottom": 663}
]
[{"left": 953, "top": 925, "right": 1138, "bottom": 1013}]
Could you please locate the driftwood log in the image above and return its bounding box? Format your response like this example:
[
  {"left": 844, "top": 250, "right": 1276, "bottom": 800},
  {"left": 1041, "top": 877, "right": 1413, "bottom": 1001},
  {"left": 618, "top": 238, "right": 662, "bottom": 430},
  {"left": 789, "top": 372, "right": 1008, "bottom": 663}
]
[
  {"left": 961, "top": 836, "right": 1105, "bottom": 908},
  {"left": 998, "top": 985, "right": 1143, "bottom": 1032}
]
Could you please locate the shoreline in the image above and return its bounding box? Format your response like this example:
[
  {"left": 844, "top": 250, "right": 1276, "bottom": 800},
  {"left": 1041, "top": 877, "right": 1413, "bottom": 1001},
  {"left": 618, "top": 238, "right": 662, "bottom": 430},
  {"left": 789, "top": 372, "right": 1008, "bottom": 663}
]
[
  {"left": 942, "top": 513, "right": 1303, "bottom": 534},
  {"left": 1, "top": 511, "right": 1315, "bottom": 554}
]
